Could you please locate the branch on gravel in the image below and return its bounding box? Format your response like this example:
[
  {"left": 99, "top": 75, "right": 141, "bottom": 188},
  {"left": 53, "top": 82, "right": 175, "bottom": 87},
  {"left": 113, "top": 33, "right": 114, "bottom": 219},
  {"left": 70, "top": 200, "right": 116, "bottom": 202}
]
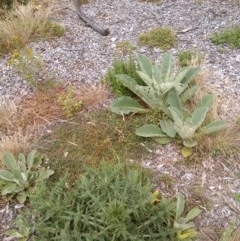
[{"left": 74, "top": 0, "right": 110, "bottom": 36}]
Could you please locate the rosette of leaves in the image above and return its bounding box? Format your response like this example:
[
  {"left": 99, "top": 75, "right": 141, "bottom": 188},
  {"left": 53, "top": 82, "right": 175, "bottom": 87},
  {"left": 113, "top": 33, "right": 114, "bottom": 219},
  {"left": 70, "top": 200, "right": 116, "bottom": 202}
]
[
  {"left": 136, "top": 94, "right": 226, "bottom": 155},
  {"left": 174, "top": 193, "right": 201, "bottom": 240},
  {"left": 0, "top": 150, "right": 54, "bottom": 203},
  {"left": 110, "top": 52, "right": 200, "bottom": 116}
]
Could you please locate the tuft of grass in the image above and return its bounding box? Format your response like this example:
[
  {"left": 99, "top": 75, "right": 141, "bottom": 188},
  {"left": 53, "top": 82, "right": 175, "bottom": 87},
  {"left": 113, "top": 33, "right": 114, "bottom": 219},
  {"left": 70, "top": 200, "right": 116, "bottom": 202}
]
[
  {"left": 139, "top": 27, "right": 177, "bottom": 50},
  {"left": 0, "top": 2, "right": 64, "bottom": 54},
  {"left": 103, "top": 56, "right": 145, "bottom": 97},
  {"left": 211, "top": 25, "right": 240, "bottom": 49},
  {"left": 0, "top": 129, "right": 33, "bottom": 167},
  {"left": 38, "top": 110, "right": 154, "bottom": 182},
  {"left": 178, "top": 50, "right": 202, "bottom": 68}
]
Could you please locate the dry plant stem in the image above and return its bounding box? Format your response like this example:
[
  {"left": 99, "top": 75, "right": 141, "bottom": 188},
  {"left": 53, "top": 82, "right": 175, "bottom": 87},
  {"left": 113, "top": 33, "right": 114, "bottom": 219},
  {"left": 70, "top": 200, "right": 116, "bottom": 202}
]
[{"left": 74, "top": 0, "right": 110, "bottom": 36}]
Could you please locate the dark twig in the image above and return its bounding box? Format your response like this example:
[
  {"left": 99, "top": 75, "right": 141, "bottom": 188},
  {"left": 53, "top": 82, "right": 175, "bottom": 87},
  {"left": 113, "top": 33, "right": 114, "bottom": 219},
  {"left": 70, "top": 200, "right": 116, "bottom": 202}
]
[{"left": 74, "top": 0, "right": 110, "bottom": 36}]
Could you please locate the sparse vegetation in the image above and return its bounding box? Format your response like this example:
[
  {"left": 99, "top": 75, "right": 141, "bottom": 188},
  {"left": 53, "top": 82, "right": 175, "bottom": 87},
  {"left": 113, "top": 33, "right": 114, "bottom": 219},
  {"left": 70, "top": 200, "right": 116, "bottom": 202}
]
[
  {"left": 211, "top": 25, "right": 240, "bottom": 48},
  {"left": 139, "top": 27, "right": 177, "bottom": 50}
]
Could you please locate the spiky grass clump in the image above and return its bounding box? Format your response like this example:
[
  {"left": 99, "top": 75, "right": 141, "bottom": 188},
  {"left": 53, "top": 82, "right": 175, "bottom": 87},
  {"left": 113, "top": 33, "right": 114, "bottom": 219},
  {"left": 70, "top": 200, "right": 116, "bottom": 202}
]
[
  {"left": 16, "top": 163, "right": 178, "bottom": 241},
  {"left": 211, "top": 25, "right": 240, "bottom": 49},
  {"left": 0, "top": 2, "right": 64, "bottom": 54},
  {"left": 38, "top": 110, "right": 153, "bottom": 182},
  {"left": 139, "top": 27, "right": 177, "bottom": 50}
]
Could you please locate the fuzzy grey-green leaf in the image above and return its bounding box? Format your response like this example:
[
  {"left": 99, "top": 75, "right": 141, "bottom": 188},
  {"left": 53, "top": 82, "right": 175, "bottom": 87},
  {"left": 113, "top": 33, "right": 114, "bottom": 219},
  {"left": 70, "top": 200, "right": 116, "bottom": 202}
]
[
  {"left": 3, "top": 152, "right": 18, "bottom": 172},
  {"left": 202, "top": 120, "right": 226, "bottom": 135},
  {"left": 136, "top": 124, "right": 167, "bottom": 137},
  {"left": 110, "top": 96, "right": 147, "bottom": 114}
]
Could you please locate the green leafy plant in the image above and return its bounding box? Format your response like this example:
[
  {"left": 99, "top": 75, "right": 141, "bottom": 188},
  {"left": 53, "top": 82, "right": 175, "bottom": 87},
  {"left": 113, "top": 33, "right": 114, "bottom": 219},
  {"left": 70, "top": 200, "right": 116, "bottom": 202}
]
[
  {"left": 58, "top": 86, "right": 83, "bottom": 118},
  {"left": 174, "top": 193, "right": 201, "bottom": 240},
  {"left": 103, "top": 55, "right": 145, "bottom": 97},
  {"left": 139, "top": 27, "right": 177, "bottom": 50},
  {"left": 0, "top": 150, "right": 54, "bottom": 203},
  {"left": 211, "top": 25, "right": 240, "bottom": 49},
  {"left": 110, "top": 52, "right": 200, "bottom": 116},
  {"left": 178, "top": 51, "right": 202, "bottom": 67},
  {"left": 110, "top": 53, "right": 226, "bottom": 153},
  {"left": 11, "top": 163, "right": 180, "bottom": 241}
]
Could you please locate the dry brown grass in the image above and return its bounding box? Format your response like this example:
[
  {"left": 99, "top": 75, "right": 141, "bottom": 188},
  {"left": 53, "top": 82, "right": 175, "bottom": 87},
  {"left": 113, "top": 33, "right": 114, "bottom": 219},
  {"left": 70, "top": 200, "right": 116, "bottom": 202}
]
[
  {"left": 0, "top": 2, "right": 63, "bottom": 54},
  {"left": 73, "top": 83, "right": 111, "bottom": 111},
  {"left": 0, "top": 129, "right": 33, "bottom": 167}
]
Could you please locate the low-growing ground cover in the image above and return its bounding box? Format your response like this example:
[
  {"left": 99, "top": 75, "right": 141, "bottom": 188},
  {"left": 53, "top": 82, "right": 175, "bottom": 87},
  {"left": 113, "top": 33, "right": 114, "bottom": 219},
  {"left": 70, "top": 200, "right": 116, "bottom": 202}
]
[{"left": 0, "top": 0, "right": 240, "bottom": 241}]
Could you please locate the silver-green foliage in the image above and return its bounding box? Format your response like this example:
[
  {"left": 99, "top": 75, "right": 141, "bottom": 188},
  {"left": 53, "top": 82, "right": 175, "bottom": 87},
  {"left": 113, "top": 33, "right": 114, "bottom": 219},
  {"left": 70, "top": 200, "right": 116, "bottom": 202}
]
[
  {"left": 0, "top": 150, "right": 54, "bottom": 203},
  {"left": 110, "top": 53, "right": 200, "bottom": 116},
  {"left": 110, "top": 53, "right": 226, "bottom": 147}
]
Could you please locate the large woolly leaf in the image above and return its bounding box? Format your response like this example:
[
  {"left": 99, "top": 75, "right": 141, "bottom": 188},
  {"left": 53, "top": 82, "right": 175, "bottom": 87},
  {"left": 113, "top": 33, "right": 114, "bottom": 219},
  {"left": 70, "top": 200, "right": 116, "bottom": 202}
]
[
  {"left": 180, "top": 85, "right": 200, "bottom": 104},
  {"left": 191, "top": 107, "right": 208, "bottom": 128},
  {"left": 3, "top": 152, "right": 18, "bottom": 172},
  {"left": 179, "top": 67, "right": 200, "bottom": 85},
  {"left": 167, "top": 88, "right": 182, "bottom": 111},
  {"left": 110, "top": 96, "right": 147, "bottom": 114},
  {"left": 160, "top": 119, "right": 176, "bottom": 138},
  {"left": 116, "top": 74, "right": 138, "bottom": 92},
  {"left": 136, "top": 53, "right": 152, "bottom": 78},
  {"left": 0, "top": 170, "right": 14, "bottom": 182},
  {"left": 136, "top": 124, "right": 167, "bottom": 137},
  {"left": 202, "top": 120, "right": 226, "bottom": 135},
  {"left": 136, "top": 70, "right": 154, "bottom": 87},
  {"left": 2, "top": 183, "right": 23, "bottom": 195},
  {"left": 169, "top": 107, "right": 184, "bottom": 126},
  {"left": 197, "top": 94, "right": 214, "bottom": 109},
  {"left": 176, "top": 193, "right": 185, "bottom": 220},
  {"left": 27, "top": 150, "right": 37, "bottom": 170},
  {"left": 185, "top": 207, "right": 202, "bottom": 222},
  {"left": 183, "top": 139, "right": 197, "bottom": 147},
  {"left": 159, "top": 53, "right": 174, "bottom": 82}
]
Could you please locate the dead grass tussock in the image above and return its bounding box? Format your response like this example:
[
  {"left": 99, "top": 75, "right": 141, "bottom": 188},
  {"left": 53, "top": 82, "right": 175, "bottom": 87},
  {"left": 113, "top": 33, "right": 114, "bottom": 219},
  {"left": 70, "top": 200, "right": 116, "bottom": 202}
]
[
  {"left": 0, "top": 2, "right": 63, "bottom": 53},
  {"left": 73, "top": 83, "right": 111, "bottom": 110},
  {"left": 0, "top": 129, "right": 33, "bottom": 168},
  {"left": 0, "top": 99, "right": 18, "bottom": 133}
]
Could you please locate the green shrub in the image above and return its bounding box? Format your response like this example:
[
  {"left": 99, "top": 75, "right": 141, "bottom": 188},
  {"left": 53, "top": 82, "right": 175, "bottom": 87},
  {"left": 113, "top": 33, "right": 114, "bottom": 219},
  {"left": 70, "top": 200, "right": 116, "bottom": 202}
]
[
  {"left": 211, "top": 25, "right": 240, "bottom": 48},
  {"left": 13, "top": 163, "right": 179, "bottom": 241},
  {"left": 139, "top": 27, "right": 177, "bottom": 50},
  {"left": 103, "top": 56, "right": 145, "bottom": 97}
]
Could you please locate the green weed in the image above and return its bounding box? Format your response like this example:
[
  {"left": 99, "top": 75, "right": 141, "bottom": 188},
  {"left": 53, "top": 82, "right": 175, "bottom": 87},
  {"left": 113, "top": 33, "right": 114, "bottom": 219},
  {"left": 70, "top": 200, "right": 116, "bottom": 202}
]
[{"left": 211, "top": 25, "right": 240, "bottom": 49}]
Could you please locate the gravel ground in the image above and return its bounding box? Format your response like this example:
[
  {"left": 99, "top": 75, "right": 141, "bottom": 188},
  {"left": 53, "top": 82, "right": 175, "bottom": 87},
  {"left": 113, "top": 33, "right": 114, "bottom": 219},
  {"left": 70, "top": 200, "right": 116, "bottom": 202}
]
[{"left": 0, "top": 0, "right": 240, "bottom": 240}]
